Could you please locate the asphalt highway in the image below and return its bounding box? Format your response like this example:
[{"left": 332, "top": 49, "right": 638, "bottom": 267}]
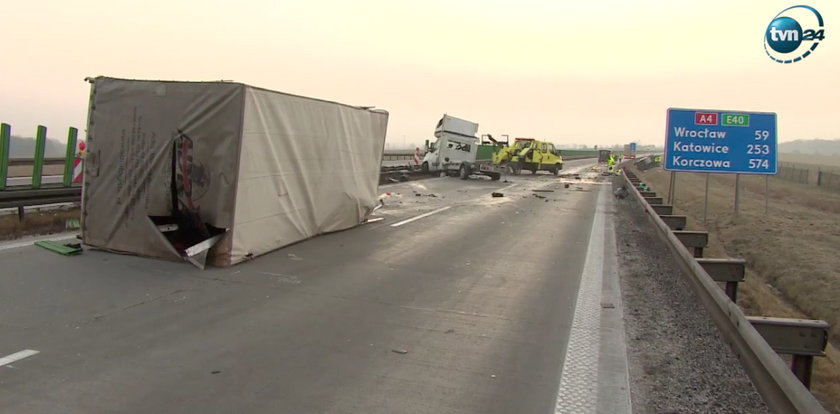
[{"left": 0, "top": 159, "right": 630, "bottom": 413}]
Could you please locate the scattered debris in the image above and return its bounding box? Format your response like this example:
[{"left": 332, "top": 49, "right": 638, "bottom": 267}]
[
  {"left": 427, "top": 193, "right": 438, "bottom": 197},
  {"left": 614, "top": 185, "right": 628, "bottom": 199},
  {"left": 388, "top": 177, "right": 400, "bottom": 183},
  {"left": 503, "top": 180, "right": 510, "bottom": 183},
  {"left": 601, "top": 302, "right": 616, "bottom": 309},
  {"left": 445, "top": 329, "right": 455, "bottom": 334},
  {"left": 564, "top": 183, "right": 570, "bottom": 188},
  {"left": 362, "top": 217, "right": 385, "bottom": 224},
  {"left": 211, "top": 370, "right": 221, "bottom": 374},
  {"left": 391, "top": 348, "right": 409, "bottom": 355},
  {"left": 287, "top": 253, "right": 303, "bottom": 261},
  {"left": 65, "top": 219, "right": 81, "bottom": 230},
  {"left": 533, "top": 194, "right": 546, "bottom": 199},
  {"left": 34, "top": 240, "right": 83, "bottom": 256},
  {"left": 490, "top": 374, "right": 497, "bottom": 379},
  {"left": 372, "top": 199, "right": 385, "bottom": 212},
  {"left": 532, "top": 189, "right": 554, "bottom": 193},
  {"left": 491, "top": 192, "right": 504, "bottom": 197}
]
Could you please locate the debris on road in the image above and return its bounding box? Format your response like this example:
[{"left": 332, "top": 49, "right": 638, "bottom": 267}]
[
  {"left": 362, "top": 218, "right": 385, "bottom": 224},
  {"left": 564, "top": 183, "right": 571, "bottom": 188},
  {"left": 445, "top": 329, "right": 455, "bottom": 334},
  {"left": 532, "top": 189, "right": 554, "bottom": 193},
  {"left": 614, "top": 186, "right": 629, "bottom": 199},
  {"left": 533, "top": 194, "right": 546, "bottom": 199},
  {"left": 34, "top": 240, "right": 83, "bottom": 256},
  {"left": 391, "top": 348, "right": 408, "bottom": 355},
  {"left": 491, "top": 192, "right": 504, "bottom": 197}
]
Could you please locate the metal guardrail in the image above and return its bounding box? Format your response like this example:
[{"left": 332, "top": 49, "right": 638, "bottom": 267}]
[
  {"left": 621, "top": 168, "right": 828, "bottom": 414},
  {"left": 0, "top": 187, "right": 82, "bottom": 209}
]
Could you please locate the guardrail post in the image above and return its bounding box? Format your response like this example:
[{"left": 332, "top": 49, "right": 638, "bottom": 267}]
[
  {"left": 62, "top": 127, "right": 78, "bottom": 187},
  {"left": 660, "top": 215, "right": 687, "bottom": 231},
  {"left": 643, "top": 196, "right": 663, "bottom": 205},
  {"left": 696, "top": 258, "right": 745, "bottom": 302},
  {"left": 747, "top": 316, "right": 829, "bottom": 390},
  {"left": 0, "top": 123, "right": 10, "bottom": 190},
  {"left": 792, "top": 355, "right": 814, "bottom": 389},
  {"left": 32, "top": 125, "right": 47, "bottom": 189},
  {"left": 673, "top": 231, "right": 708, "bottom": 257},
  {"left": 650, "top": 204, "right": 673, "bottom": 215}
]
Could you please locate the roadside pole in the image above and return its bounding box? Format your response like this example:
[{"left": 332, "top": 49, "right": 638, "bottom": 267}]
[
  {"left": 62, "top": 127, "right": 78, "bottom": 188},
  {"left": 32, "top": 125, "right": 47, "bottom": 189},
  {"left": 668, "top": 171, "right": 676, "bottom": 204},
  {"left": 765, "top": 175, "right": 769, "bottom": 215},
  {"left": 0, "top": 123, "right": 10, "bottom": 191},
  {"left": 704, "top": 173, "right": 710, "bottom": 223},
  {"left": 734, "top": 174, "right": 741, "bottom": 217}
]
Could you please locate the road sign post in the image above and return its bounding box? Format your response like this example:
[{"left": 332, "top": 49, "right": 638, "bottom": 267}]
[{"left": 665, "top": 108, "right": 777, "bottom": 217}]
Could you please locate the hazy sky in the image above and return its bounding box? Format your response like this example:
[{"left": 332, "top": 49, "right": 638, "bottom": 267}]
[{"left": 2, "top": 0, "right": 838, "bottom": 148}]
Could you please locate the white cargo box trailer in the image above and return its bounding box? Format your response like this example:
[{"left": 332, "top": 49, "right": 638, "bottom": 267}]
[{"left": 81, "top": 77, "right": 389, "bottom": 268}]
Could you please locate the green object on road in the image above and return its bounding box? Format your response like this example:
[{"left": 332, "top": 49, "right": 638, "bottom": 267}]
[{"left": 34, "top": 240, "right": 83, "bottom": 256}]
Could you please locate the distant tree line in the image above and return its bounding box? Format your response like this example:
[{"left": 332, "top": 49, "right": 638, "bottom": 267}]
[{"left": 7, "top": 135, "right": 67, "bottom": 158}]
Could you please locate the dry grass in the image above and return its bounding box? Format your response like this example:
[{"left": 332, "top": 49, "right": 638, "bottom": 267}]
[
  {"left": 0, "top": 207, "right": 80, "bottom": 240},
  {"left": 634, "top": 166, "right": 840, "bottom": 413}
]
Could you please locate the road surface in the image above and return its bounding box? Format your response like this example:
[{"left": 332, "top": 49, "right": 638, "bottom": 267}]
[{"left": 0, "top": 160, "right": 630, "bottom": 413}]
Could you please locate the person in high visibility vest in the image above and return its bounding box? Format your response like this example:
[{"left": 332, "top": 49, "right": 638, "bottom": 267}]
[{"left": 607, "top": 154, "right": 616, "bottom": 171}]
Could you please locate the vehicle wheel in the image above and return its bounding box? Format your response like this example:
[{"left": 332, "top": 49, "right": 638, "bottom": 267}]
[
  {"left": 459, "top": 164, "right": 471, "bottom": 180},
  {"left": 421, "top": 162, "right": 430, "bottom": 175},
  {"left": 554, "top": 164, "right": 562, "bottom": 176},
  {"left": 489, "top": 173, "right": 501, "bottom": 181}
]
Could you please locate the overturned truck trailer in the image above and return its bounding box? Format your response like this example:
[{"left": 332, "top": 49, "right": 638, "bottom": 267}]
[{"left": 81, "top": 77, "right": 389, "bottom": 268}]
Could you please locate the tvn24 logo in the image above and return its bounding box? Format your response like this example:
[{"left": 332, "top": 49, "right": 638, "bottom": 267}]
[{"left": 765, "top": 5, "right": 825, "bottom": 63}]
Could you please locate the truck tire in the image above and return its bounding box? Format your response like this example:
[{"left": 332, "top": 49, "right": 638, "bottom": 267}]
[
  {"left": 459, "top": 164, "right": 471, "bottom": 180},
  {"left": 489, "top": 173, "right": 501, "bottom": 181},
  {"left": 554, "top": 163, "right": 563, "bottom": 176}
]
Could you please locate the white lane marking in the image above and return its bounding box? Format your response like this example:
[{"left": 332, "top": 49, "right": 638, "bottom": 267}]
[
  {"left": 0, "top": 349, "right": 40, "bottom": 367},
  {"left": 390, "top": 206, "right": 452, "bottom": 228},
  {"left": 555, "top": 185, "right": 606, "bottom": 413},
  {"left": 496, "top": 183, "right": 518, "bottom": 193},
  {"left": 0, "top": 232, "right": 78, "bottom": 252}
]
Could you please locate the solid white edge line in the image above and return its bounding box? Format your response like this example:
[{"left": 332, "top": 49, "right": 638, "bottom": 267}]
[
  {"left": 554, "top": 185, "right": 606, "bottom": 413},
  {"left": 0, "top": 349, "right": 40, "bottom": 367},
  {"left": 390, "top": 206, "right": 452, "bottom": 227}
]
